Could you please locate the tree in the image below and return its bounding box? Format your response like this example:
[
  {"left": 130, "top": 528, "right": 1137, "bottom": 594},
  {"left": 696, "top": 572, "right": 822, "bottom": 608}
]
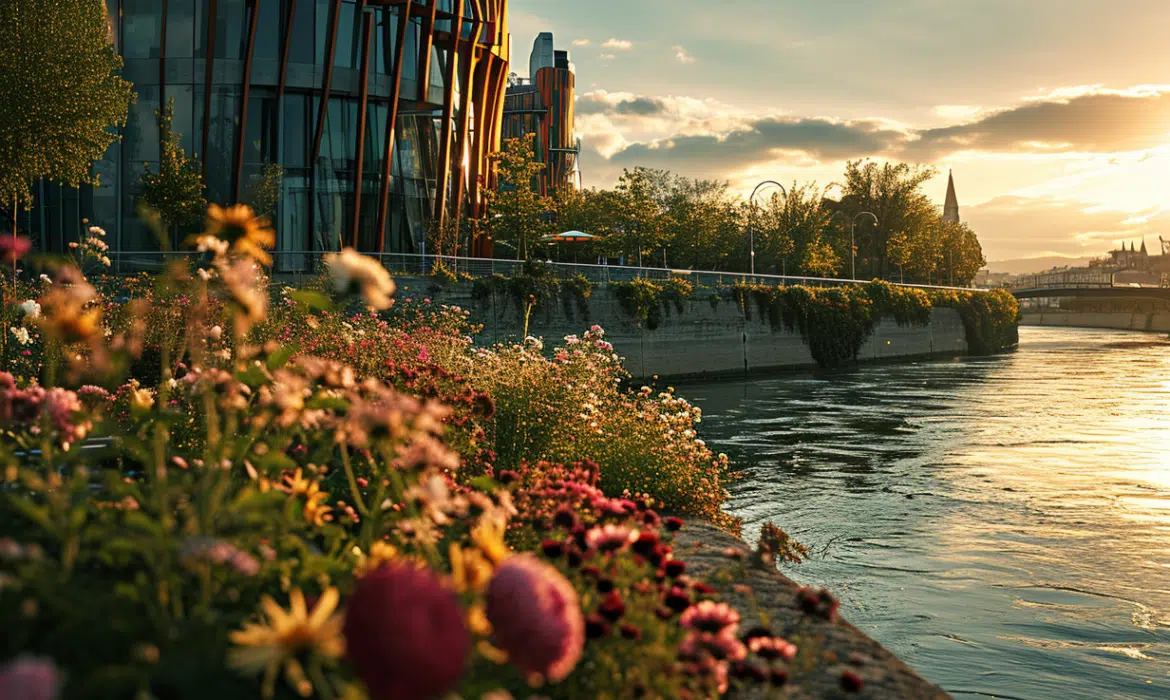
[
  {"left": 887, "top": 230, "right": 911, "bottom": 283},
  {"left": 838, "top": 160, "right": 936, "bottom": 279},
  {"left": 138, "top": 98, "right": 206, "bottom": 247},
  {"left": 606, "top": 167, "right": 669, "bottom": 267},
  {"left": 244, "top": 162, "right": 284, "bottom": 220},
  {"left": 801, "top": 234, "right": 841, "bottom": 278},
  {"left": 484, "top": 134, "right": 553, "bottom": 259},
  {"left": 756, "top": 183, "right": 834, "bottom": 276},
  {"left": 0, "top": 0, "right": 134, "bottom": 216}
]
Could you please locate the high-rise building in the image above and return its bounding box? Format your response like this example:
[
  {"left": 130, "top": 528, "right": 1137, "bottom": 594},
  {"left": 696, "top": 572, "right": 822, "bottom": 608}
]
[
  {"left": 25, "top": 0, "right": 512, "bottom": 265},
  {"left": 502, "top": 32, "right": 580, "bottom": 195}
]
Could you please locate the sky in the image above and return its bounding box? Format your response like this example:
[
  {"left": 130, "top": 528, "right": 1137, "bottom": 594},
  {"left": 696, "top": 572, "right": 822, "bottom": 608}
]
[{"left": 508, "top": 0, "right": 1170, "bottom": 266}]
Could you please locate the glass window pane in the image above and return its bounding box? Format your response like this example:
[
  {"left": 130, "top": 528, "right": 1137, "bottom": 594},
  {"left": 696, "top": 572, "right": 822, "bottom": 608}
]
[
  {"left": 123, "top": 0, "right": 161, "bottom": 59},
  {"left": 289, "top": 0, "right": 314, "bottom": 63},
  {"left": 215, "top": 0, "right": 247, "bottom": 59},
  {"left": 166, "top": 0, "right": 196, "bottom": 57},
  {"left": 255, "top": 0, "right": 283, "bottom": 61}
]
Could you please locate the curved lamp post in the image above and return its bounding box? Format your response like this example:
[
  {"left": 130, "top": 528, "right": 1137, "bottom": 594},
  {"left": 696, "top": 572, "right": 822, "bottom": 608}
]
[
  {"left": 851, "top": 211, "right": 878, "bottom": 281},
  {"left": 748, "top": 180, "right": 787, "bottom": 275}
]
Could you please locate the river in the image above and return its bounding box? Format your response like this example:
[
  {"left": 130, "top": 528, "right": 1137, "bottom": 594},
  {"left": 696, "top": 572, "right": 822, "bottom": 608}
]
[{"left": 683, "top": 326, "right": 1170, "bottom": 699}]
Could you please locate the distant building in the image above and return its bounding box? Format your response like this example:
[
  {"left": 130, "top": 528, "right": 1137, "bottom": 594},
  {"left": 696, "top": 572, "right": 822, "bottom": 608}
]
[
  {"left": 943, "top": 171, "right": 960, "bottom": 223},
  {"left": 502, "top": 33, "right": 581, "bottom": 195},
  {"left": 1109, "top": 240, "right": 1151, "bottom": 270}
]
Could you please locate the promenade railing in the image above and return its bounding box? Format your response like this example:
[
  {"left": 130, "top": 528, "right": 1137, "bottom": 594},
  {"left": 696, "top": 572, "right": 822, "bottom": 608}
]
[{"left": 105, "top": 250, "right": 984, "bottom": 293}]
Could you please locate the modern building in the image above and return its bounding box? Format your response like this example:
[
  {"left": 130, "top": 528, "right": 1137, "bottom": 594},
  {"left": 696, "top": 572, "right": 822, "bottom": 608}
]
[
  {"left": 502, "top": 32, "right": 579, "bottom": 195},
  {"left": 25, "top": 0, "right": 512, "bottom": 265}
]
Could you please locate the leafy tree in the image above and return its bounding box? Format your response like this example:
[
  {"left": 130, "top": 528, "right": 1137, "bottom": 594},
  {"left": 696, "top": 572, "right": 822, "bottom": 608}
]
[
  {"left": 484, "top": 134, "right": 553, "bottom": 259},
  {"left": 801, "top": 234, "right": 841, "bottom": 278},
  {"left": 660, "top": 177, "right": 743, "bottom": 271},
  {"left": 605, "top": 167, "right": 670, "bottom": 266},
  {"left": 755, "top": 183, "right": 834, "bottom": 276},
  {"left": 0, "top": 0, "right": 134, "bottom": 217},
  {"left": 138, "top": 98, "right": 206, "bottom": 246},
  {"left": 887, "top": 230, "right": 911, "bottom": 283},
  {"left": 838, "top": 160, "right": 936, "bottom": 279},
  {"left": 244, "top": 162, "right": 284, "bottom": 220}
]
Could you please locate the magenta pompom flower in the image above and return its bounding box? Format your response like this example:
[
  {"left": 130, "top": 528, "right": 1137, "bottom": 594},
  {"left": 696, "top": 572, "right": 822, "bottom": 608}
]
[
  {"left": 0, "top": 656, "right": 60, "bottom": 700},
  {"left": 486, "top": 554, "right": 585, "bottom": 684},
  {"left": 748, "top": 636, "right": 797, "bottom": 661},
  {"left": 680, "top": 600, "right": 740, "bottom": 634},
  {"left": 585, "top": 524, "right": 636, "bottom": 554},
  {"left": 344, "top": 564, "right": 470, "bottom": 700},
  {"left": 0, "top": 236, "right": 32, "bottom": 265}
]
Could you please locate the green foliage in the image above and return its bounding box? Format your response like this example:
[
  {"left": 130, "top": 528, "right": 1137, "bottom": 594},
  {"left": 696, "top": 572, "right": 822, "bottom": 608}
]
[
  {"left": 244, "top": 162, "right": 284, "bottom": 220},
  {"left": 0, "top": 0, "right": 135, "bottom": 207},
  {"left": 612, "top": 278, "right": 694, "bottom": 331},
  {"left": 733, "top": 280, "right": 1017, "bottom": 367},
  {"left": 931, "top": 287, "right": 1021, "bottom": 355},
  {"left": 485, "top": 134, "right": 553, "bottom": 259},
  {"left": 138, "top": 98, "right": 206, "bottom": 239},
  {"left": 470, "top": 262, "right": 594, "bottom": 323}
]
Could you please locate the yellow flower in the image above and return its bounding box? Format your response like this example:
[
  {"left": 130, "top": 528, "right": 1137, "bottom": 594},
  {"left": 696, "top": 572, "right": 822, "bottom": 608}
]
[
  {"left": 303, "top": 488, "right": 333, "bottom": 527},
  {"left": 228, "top": 587, "right": 344, "bottom": 698},
  {"left": 282, "top": 468, "right": 312, "bottom": 496},
  {"left": 352, "top": 541, "right": 401, "bottom": 576},
  {"left": 449, "top": 543, "right": 493, "bottom": 594},
  {"left": 471, "top": 515, "right": 510, "bottom": 565},
  {"left": 206, "top": 204, "right": 275, "bottom": 266}
]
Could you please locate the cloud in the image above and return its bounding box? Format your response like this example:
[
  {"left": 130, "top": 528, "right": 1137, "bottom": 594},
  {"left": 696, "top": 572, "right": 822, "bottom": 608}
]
[
  {"left": 599, "top": 53, "right": 616, "bottom": 61},
  {"left": 674, "top": 46, "right": 697, "bottom": 64},
  {"left": 906, "top": 86, "right": 1170, "bottom": 160},
  {"left": 601, "top": 38, "right": 634, "bottom": 51},
  {"left": 965, "top": 195, "right": 1170, "bottom": 259},
  {"left": 577, "top": 93, "right": 668, "bottom": 117},
  {"left": 571, "top": 39, "right": 590, "bottom": 46}
]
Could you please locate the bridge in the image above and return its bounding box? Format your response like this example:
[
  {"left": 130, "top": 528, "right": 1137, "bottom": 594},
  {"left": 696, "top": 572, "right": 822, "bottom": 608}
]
[{"left": 1009, "top": 271, "right": 1170, "bottom": 302}]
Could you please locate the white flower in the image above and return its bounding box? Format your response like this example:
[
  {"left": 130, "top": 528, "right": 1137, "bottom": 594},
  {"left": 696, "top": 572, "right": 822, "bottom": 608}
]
[
  {"left": 19, "top": 300, "right": 40, "bottom": 319},
  {"left": 9, "top": 327, "right": 31, "bottom": 345},
  {"left": 88, "top": 226, "right": 106, "bottom": 236},
  {"left": 325, "top": 248, "right": 396, "bottom": 310},
  {"left": 208, "top": 325, "right": 223, "bottom": 341},
  {"left": 39, "top": 274, "right": 51, "bottom": 284},
  {"left": 197, "top": 268, "right": 214, "bottom": 281},
  {"left": 524, "top": 336, "right": 543, "bottom": 351},
  {"left": 193, "top": 235, "right": 230, "bottom": 257}
]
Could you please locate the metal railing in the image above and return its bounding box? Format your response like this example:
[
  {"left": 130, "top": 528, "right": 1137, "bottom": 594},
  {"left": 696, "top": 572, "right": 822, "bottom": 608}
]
[{"left": 105, "top": 250, "right": 985, "bottom": 293}]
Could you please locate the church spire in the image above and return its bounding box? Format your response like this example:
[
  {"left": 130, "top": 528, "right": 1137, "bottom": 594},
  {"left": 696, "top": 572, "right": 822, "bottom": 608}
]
[
  {"left": 943, "top": 170, "right": 960, "bottom": 223},
  {"left": 1141, "top": 238, "right": 1148, "bottom": 255}
]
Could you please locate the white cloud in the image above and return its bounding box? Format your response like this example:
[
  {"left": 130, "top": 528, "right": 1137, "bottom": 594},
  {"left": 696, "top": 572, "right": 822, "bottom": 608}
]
[
  {"left": 674, "top": 46, "right": 697, "bottom": 64},
  {"left": 601, "top": 38, "right": 633, "bottom": 51},
  {"left": 572, "top": 39, "right": 591, "bottom": 46},
  {"left": 599, "top": 53, "right": 616, "bottom": 61}
]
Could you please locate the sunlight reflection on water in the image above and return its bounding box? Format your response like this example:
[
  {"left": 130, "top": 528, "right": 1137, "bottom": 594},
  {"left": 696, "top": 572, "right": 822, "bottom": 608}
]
[{"left": 684, "top": 327, "right": 1170, "bottom": 699}]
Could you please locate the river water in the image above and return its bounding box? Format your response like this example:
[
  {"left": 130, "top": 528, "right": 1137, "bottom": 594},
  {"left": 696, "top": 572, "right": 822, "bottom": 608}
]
[{"left": 684, "top": 326, "right": 1170, "bottom": 699}]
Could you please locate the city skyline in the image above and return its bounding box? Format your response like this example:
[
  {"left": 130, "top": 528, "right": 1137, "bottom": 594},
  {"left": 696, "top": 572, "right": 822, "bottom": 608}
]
[{"left": 510, "top": 0, "right": 1170, "bottom": 264}]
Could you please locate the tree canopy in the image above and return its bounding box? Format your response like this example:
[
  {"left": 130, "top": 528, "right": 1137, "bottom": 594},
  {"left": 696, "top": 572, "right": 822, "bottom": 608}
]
[{"left": 0, "top": 0, "right": 134, "bottom": 207}]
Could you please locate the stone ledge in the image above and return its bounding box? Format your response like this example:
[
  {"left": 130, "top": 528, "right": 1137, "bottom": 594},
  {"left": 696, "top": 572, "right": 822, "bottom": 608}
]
[{"left": 675, "top": 520, "right": 950, "bottom": 699}]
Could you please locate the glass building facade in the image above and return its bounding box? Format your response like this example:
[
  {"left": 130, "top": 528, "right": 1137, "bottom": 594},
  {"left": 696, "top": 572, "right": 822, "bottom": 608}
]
[{"left": 26, "top": 0, "right": 511, "bottom": 264}]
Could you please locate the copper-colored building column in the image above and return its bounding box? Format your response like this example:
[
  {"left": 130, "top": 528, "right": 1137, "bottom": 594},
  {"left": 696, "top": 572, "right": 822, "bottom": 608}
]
[
  {"left": 232, "top": 0, "right": 261, "bottom": 203},
  {"left": 416, "top": 0, "right": 440, "bottom": 102},
  {"left": 374, "top": 0, "right": 415, "bottom": 253},
  {"left": 349, "top": 12, "right": 374, "bottom": 248},
  {"left": 277, "top": 0, "right": 297, "bottom": 100},
  {"left": 431, "top": 0, "right": 466, "bottom": 225}
]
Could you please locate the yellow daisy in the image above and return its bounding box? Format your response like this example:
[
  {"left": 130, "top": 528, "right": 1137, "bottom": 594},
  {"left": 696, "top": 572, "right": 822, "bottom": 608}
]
[
  {"left": 228, "top": 587, "right": 344, "bottom": 698},
  {"left": 206, "top": 203, "right": 275, "bottom": 266}
]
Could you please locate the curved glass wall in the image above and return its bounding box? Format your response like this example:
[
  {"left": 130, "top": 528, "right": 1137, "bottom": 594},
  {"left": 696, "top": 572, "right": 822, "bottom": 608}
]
[{"left": 27, "top": 0, "right": 511, "bottom": 266}]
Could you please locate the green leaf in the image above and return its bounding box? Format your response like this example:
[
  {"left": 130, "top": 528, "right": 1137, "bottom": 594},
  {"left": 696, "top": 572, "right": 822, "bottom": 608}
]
[
  {"left": 468, "top": 476, "right": 501, "bottom": 493},
  {"left": 289, "top": 290, "right": 333, "bottom": 311},
  {"left": 235, "top": 364, "right": 270, "bottom": 388},
  {"left": 267, "top": 343, "right": 299, "bottom": 371}
]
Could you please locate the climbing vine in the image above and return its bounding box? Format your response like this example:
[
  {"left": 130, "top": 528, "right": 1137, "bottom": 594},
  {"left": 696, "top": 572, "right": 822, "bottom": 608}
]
[
  {"left": 612, "top": 278, "right": 695, "bottom": 330},
  {"left": 470, "top": 263, "right": 595, "bottom": 322}
]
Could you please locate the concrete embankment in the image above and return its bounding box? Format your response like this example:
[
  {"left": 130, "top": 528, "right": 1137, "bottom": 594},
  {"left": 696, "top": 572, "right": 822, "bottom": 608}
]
[
  {"left": 1022, "top": 310, "right": 1170, "bottom": 332},
  {"left": 396, "top": 277, "right": 970, "bottom": 380},
  {"left": 677, "top": 520, "right": 950, "bottom": 699}
]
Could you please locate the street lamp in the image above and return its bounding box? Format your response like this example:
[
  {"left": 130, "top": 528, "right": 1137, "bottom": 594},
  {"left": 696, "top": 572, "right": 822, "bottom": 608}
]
[
  {"left": 851, "top": 212, "right": 878, "bottom": 281},
  {"left": 748, "top": 180, "right": 787, "bottom": 276}
]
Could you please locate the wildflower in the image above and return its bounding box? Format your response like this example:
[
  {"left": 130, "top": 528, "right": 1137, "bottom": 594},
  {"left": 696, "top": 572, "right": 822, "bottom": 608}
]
[
  {"left": 620, "top": 623, "right": 642, "bottom": 641},
  {"left": 585, "top": 524, "right": 636, "bottom": 554},
  {"left": 9, "top": 327, "right": 30, "bottom": 346},
  {"left": 524, "top": 336, "right": 544, "bottom": 351},
  {"left": 796, "top": 586, "right": 840, "bottom": 621},
  {"left": 344, "top": 564, "right": 469, "bottom": 700},
  {"left": 19, "top": 300, "right": 40, "bottom": 319},
  {"left": 0, "top": 236, "right": 31, "bottom": 264},
  {"left": 664, "top": 559, "right": 687, "bottom": 578},
  {"left": 486, "top": 554, "right": 585, "bottom": 684},
  {"left": 840, "top": 670, "right": 864, "bottom": 693},
  {"left": 352, "top": 541, "right": 401, "bottom": 576},
  {"left": 748, "top": 636, "right": 797, "bottom": 661},
  {"left": 541, "top": 539, "right": 565, "bottom": 559},
  {"left": 228, "top": 588, "right": 344, "bottom": 698},
  {"left": 0, "top": 655, "right": 61, "bottom": 700},
  {"left": 130, "top": 386, "right": 155, "bottom": 412},
  {"left": 597, "top": 591, "right": 626, "bottom": 622},
  {"left": 679, "top": 630, "right": 747, "bottom": 662},
  {"left": 449, "top": 544, "right": 493, "bottom": 594},
  {"left": 325, "top": 248, "right": 396, "bottom": 310},
  {"left": 472, "top": 515, "right": 510, "bottom": 565},
  {"left": 219, "top": 258, "right": 268, "bottom": 332},
  {"left": 664, "top": 586, "right": 691, "bottom": 613},
  {"left": 585, "top": 614, "right": 609, "bottom": 639},
  {"left": 205, "top": 203, "right": 275, "bottom": 265},
  {"left": 665, "top": 517, "right": 684, "bottom": 531}
]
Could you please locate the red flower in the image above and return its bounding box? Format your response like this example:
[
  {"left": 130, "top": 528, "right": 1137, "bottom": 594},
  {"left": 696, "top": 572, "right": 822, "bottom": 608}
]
[
  {"left": 680, "top": 601, "right": 740, "bottom": 635},
  {"left": 486, "top": 554, "right": 585, "bottom": 683},
  {"left": 840, "top": 670, "right": 864, "bottom": 693},
  {"left": 664, "top": 560, "right": 686, "bottom": 578},
  {"left": 665, "top": 517, "right": 684, "bottom": 531},
  {"left": 585, "top": 613, "right": 609, "bottom": 638},
  {"left": 598, "top": 591, "right": 626, "bottom": 622},
  {"left": 344, "top": 564, "right": 469, "bottom": 700}
]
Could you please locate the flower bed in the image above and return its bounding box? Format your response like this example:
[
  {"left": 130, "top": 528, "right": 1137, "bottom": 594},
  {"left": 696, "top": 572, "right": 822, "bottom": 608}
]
[{"left": 0, "top": 210, "right": 772, "bottom": 699}]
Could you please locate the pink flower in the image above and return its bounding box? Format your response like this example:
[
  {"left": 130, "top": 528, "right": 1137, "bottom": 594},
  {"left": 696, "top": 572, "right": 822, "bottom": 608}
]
[
  {"left": 0, "top": 236, "right": 32, "bottom": 264},
  {"left": 486, "top": 554, "right": 585, "bottom": 684},
  {"left": 748, "top": 636, "right": 797, "bottom": 661},
  {"left": 344, "top": 564, "right": 469, "bottom": 700},
  {"left": 0, "top": 656, "right": 61, "bottom": 700},
  {"left": 680, "top": 601, "right": 740, "bottom": 634},
  {"left": 585, "top": 524, "right": 636, "bottom": 554},
  {"left": 679, "top": 630, "right": 747, "bottom": 662}
]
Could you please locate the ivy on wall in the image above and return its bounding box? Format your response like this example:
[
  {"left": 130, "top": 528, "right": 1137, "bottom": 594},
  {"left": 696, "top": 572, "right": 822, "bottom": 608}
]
[
  {"left": 612, "top": 278, "right": 695, "bottom": 330},
  {"left": 470, "top": 262, "right": 595, "bottom": 323}
]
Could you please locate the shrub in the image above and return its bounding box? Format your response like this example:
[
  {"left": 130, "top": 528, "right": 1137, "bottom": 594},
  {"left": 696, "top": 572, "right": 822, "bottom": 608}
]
[{"left": 613, "top": 277, "right": 694, "bottom": 331}]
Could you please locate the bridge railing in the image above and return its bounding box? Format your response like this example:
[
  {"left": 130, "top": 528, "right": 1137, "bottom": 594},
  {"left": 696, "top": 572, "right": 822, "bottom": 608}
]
[{"left": 105, "top": 250, "right": 984, "bottom": 293}]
